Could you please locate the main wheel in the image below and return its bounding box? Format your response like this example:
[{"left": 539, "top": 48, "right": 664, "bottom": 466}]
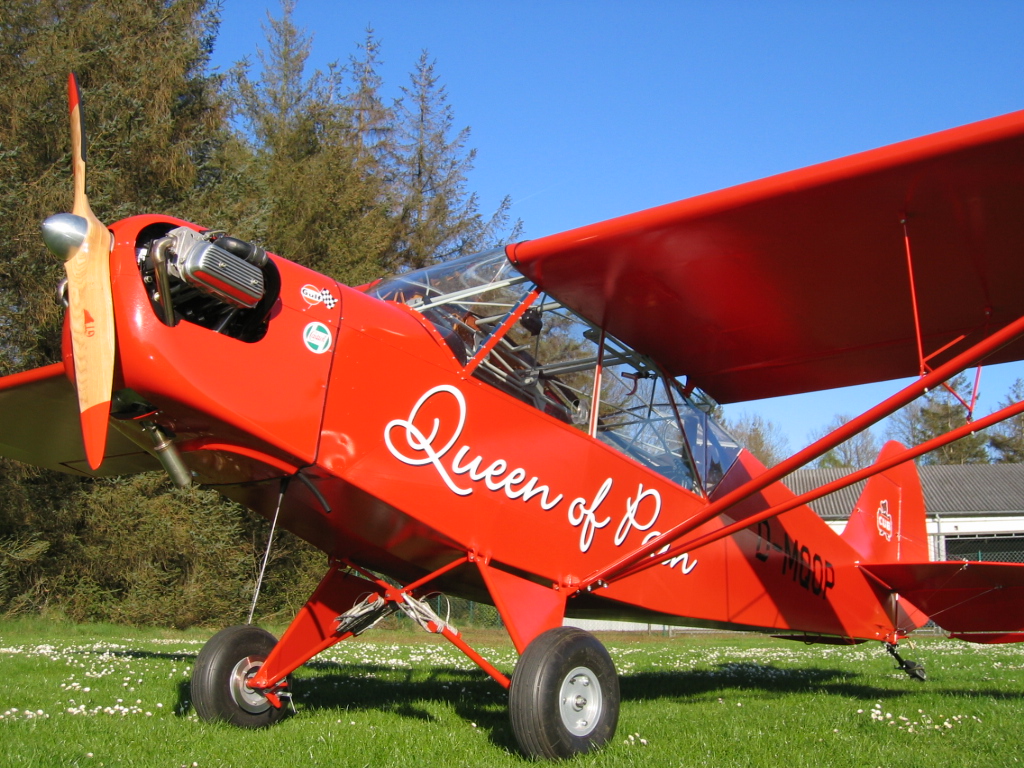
[
  {"left": 509, "top": 627, "right": 620, "bottom": 759},
  {"left": 192, "top": 625, "right": 290, "bottom": 728}
]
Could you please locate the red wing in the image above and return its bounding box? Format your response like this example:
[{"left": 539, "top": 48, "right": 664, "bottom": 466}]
[
  {"left": 508, "top": 110, "right": 1024, "bottom": 403},
  {"left": 862, "top": 561, "right": 1024, "bottom": 636},
  {"left": 0, "top": 363, "right": 157, "bottom": 476}
]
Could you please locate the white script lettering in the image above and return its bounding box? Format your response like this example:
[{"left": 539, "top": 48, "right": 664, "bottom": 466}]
[
  {"left": 615, "top": 484, "right": 662, "bottom": 546},
  {"left": 641, "top": 530, "right": 699, "bottom": 574},
  {"left": 384, "top": 385, "right": 472, "bottom": 496},
  {"left": 568, "top": 478, "right": 613, "bottom": 552},
  {"left": 384, "top": 385, "right": 563, "bottom": 509},
  {"left": 383, "top": 386, "right": 698, "bottom": 575}
]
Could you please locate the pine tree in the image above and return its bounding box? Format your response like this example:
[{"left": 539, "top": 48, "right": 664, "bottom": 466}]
[
  {"left": 0, "top": 0, "right": 523, "bottom": 626},
  {"left": 223, "top": 1, "right": 392, "bottom": 284},
  {"left": 0, "top": 0, "right": 225, "bottom": 374},
  {"left": 389, "top": 52, "right": 518, "bottom": 270},
  {"left": 0, "top": 0, "right": 229, "bottom": 620},
  {"left": 989, "top": 379, "right": 1024, "bottom": 463},
  {"left": 886, "top": 374, "right": 990, "bottom": 464},
  {"left": 347, "top": 29, "right": 394, "bottom": 167}
]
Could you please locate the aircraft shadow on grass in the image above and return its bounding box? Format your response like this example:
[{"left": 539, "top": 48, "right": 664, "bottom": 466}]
[
  {"left": 101, "top": 649, "right": 197, "bottom": 663},
  {"left": 161, "top": 654, "right": 1024, "bottom": 749}
]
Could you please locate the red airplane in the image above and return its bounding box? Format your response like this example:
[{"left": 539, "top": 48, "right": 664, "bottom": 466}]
[{"left": 3, "top": 74, "right": 1024, "bottom": 758}]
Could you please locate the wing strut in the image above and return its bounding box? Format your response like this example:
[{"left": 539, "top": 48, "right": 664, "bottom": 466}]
[
  {"left": 903, "top": 218, "right": 982, "bottom": 420},
  {"left": 609, "top": 394, "right": 1024, "bottom": 585},
  {"left": 577, "top": 308, "right": 1024, "bottom": 593},
  {"left": 902, "top": 218, "right": 927, "bottom": 378}
]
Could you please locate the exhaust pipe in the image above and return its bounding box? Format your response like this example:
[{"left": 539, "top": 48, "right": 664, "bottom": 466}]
[
  {"left": 140, "top": 420, "right": 193, "bottom": 488},
  {"left": 110, "top": 411, "right": 193, "bottom": 488}
]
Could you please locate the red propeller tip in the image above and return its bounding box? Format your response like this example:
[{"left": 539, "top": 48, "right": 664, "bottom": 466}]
[
  {"left": 68, "top": 73, "right": 81, "bottom": 113},
  {"left": 80, "top": 400, "right": 110, "bottom": 470}
]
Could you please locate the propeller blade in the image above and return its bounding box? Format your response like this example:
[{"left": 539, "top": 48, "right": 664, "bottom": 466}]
[{"left": 62, "top": 73, "right": 115, "bottom": 470}]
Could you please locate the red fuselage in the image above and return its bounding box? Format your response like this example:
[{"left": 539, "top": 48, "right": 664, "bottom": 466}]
[{"left": 100, "top": 214, "right": 902, "bottom": 643}]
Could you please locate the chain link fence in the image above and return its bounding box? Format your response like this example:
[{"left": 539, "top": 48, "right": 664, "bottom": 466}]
[{"left": 943, "top": 534, "right": 1024, "bottom": 564}]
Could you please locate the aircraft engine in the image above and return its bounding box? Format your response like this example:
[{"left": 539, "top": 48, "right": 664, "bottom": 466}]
[
  {"left": 135, "top": 225, "right": 278, "bottom": 342},
  {"left": 156, "top": 226, "right": 265, "bottom": 309}
]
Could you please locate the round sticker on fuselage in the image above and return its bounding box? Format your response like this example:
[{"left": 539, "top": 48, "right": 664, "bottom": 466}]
[
  {"left": 301, "top": 284, "right": 323, "bottom": 305},
  {"left": 303, "top": 321, "right": 333, "bottom": 354}
]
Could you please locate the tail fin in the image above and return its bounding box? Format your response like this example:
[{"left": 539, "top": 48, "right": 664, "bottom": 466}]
[{"left": 841, "top": 441, "right": 929, "bottom": 564}]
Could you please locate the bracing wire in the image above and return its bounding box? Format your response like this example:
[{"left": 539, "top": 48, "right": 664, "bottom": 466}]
[{"left": 247, "top": 477, "right": 289, "bottom": 624}]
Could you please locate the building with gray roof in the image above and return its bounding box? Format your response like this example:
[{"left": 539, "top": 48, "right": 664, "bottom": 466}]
[{"left": 787, "top": 464, "right": 1024, "bottom": 562}]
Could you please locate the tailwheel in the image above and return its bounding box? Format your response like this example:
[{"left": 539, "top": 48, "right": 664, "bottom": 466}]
[
  {"left": 902, "top": 660, "right": 927, "bottom": 682},
  {"left": 509, "top": 627, "right": 620, "bottom": 759},
  {"left": 192, "top": 625, "right": 291, "bottom": 728},
  {"left": 884, "top": 641, "right": 927, "bottom": 682}
]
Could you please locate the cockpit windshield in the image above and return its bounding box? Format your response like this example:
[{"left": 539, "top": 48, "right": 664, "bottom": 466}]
[
  {"left": 369, "top": 249, "right": 530, "bottom": 365},
  {"left": 370, "top": 249, "right": 741, "bottom": 495}
]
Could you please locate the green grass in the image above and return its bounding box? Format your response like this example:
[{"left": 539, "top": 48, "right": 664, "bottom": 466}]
[{"left": 2, "top": 619, "right": 1024, "bottom": 767}]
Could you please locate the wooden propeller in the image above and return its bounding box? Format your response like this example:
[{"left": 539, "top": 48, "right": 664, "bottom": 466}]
[{"left": 55, "top": 73, "right": 115, "bottom": 470}]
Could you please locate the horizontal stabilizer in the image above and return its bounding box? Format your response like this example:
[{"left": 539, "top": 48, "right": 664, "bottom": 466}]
[{"left": 862, "top": 561, "right": 1024, "bottom": 640}]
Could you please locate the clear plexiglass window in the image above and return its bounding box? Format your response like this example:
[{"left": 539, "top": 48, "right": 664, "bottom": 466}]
[{"left": 369, "top": 249, "right": 742, "bottom": 494}]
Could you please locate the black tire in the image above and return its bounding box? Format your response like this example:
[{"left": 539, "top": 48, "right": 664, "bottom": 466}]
[
  {"left": 192, "top": 625, "right": 290, "bottom": 728},
  {"left": 509, "top": 627, "right": 620, "bottom": 759}
]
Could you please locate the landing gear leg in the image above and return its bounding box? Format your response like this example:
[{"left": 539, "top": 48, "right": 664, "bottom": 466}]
[
  {"left": 885, "top": 641, "right": 926, "bottom": 681},
  {"left": 509, "top": 627, "right": 620, "bottom": 759}
]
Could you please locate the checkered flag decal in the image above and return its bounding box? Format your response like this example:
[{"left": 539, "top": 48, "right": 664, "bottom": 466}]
[{"left": 320, "top": 289, "right": 337, "bottom": 309}]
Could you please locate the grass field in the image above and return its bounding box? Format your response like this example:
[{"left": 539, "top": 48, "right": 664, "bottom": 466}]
[{"left": 1, "top": 619, "right": 1023, "bottom": 767}]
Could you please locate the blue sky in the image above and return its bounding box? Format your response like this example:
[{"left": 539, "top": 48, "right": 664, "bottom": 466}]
[{"left": 209, "top": 1, "right": 1024, "bottom": 452}]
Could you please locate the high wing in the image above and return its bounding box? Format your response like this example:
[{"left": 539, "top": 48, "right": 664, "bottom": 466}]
[
  {"left": 507, "top": 110, "right": 1024, "bottom": 404},
  {"left": 0, "top": 363, "right": 157, "bottom": 476},
  {"left": 862, "top": 561, "right": 1024, "bottom": 641}
]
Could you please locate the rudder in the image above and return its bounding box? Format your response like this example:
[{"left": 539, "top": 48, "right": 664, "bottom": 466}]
[{"left": 841, "top": 441, "right": 929, "bottom": 564}]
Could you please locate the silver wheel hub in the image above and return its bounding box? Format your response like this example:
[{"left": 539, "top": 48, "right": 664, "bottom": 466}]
[
  {"left": 229, "top": 656, "right": 270, "bottom": 714},
  {"left": 558, "top": 666, "right": 602, "bottom": 736}
]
